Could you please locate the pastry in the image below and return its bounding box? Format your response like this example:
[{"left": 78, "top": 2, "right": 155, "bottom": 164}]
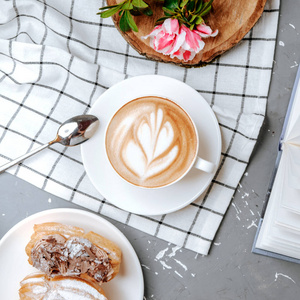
[
  {"left": 19, "top": 273, "right": 108, "bottom": 300},
  {"left": 25, "top": 222, "right": 122, "bottom": 284}
]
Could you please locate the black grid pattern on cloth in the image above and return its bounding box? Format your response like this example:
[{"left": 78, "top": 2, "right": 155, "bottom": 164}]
[{"left": 0, "top": 0, "right": 280, "bottom": 255}]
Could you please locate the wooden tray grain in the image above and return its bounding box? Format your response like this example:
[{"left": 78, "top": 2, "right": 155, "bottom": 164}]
[{"left": 107, "top": 0, "right": 267, "bottom": 67}]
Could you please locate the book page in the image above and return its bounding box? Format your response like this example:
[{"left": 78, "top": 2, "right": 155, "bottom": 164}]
[
  {"left": 282, "top": 68, "right": 300, "bottom": 189},
  {"left": 283, "top": 76, "right": 300, "bottom": 142},
  {"left": 285, "top": 143, "right": 300, "bottom": 190},
  {"left": 255, "top": 69, "right": 300, "bottom": 259}
]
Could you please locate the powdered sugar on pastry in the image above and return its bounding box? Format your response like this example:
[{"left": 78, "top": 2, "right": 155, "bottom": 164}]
[{"left": 19, "top": 273, "right": 108, "bottom": 300}]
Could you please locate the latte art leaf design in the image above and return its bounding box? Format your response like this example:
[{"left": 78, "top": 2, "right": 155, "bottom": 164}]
[
  {"left": 106, "top": 96, "right": 197, "bottom": 188},
  {"left": 122, "top": 108, "right": 179, "bottom": 179}
]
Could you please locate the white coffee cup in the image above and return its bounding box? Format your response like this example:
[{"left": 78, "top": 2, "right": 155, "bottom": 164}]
[{"left": 105, "top": 96, "right": 215, "bottom": 189}]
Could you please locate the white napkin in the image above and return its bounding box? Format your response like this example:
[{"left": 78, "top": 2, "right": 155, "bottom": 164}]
[{"left": 0, "top": 0, "right": 280, "bottom": 255}]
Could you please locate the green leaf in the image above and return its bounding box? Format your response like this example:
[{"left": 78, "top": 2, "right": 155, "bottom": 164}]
[
  {"left": 195, "top": 0, "right": 203, "bottom": 13},
  {"left": 99, "top": 5, "right": 121, "bottom": 18},
  {"left": 200, "top": 0, "right": 213, "bottom": 13},
  {"left": 180, "top": 0, "right": 189, "bottom": 8},
  {"left": 130, "top": 7, "right": 142, "bottom": 16},
  {"left": 199, "top": 5, "right": 211, "bottom": 17},
  {"left": 98, "top": 4, "right": 120, "bottom": 11},
  {"left": 189, "top": 14, "right": 197, "bottom": 23},
  {"left": 186, "top": 0, "right": 195, "bottom": 12},
  {"left": 182, "top": 15, "right": 189, "bottom": 23},
  {"left": 164, "top": 0, "right": 179, "bottom": 10},
  {"left": 195, "top": 15, "right": 203, "bottom": 24},
  {"left": 119, "top": 11, "right": 131, "bottom": 31},
  {"left": 132, "top": 0, "right": 149, "bottom": 8},
  {"left": 121, "top": 1, "right": 134, "bottom": 10},
  {"left": 155, "top": 16, "right": 170, "bottom": 24},
  {"left": 200, "top": 0, "right": 212, "bottom": 9},
  {"left": 125, "top": 10, "right": 138, "bottom": 32},
  {"left": 162, "top": 7, "right": 176, "bottom": 15},
  {"left": 141, "top": 7, "right": 153, "bottom": 16}
]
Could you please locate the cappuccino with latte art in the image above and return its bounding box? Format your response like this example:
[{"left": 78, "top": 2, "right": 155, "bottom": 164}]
[{"left": 105, "top": 96, "right": 198, "bottom": 188}]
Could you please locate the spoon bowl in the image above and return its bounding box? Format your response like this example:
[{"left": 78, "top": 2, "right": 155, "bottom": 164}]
[
  {"left": 53, "top": 115, "right": 99, "bottom": 146},
  {"left": 0, "top": 114, "right": 99, "bottom": 173}
]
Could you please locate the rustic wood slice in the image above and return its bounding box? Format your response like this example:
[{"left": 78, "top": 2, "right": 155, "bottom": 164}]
[{"left": 107, "top": 0, "right": 267, "bottom": 67}]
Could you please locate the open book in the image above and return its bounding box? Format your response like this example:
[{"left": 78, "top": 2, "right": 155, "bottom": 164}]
[{"left": 253, "top": 65, "right": 300, "bottom": 262}]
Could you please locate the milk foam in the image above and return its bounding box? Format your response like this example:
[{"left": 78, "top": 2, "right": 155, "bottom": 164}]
[
  {"left": 106, "top": 96, "right": 197, "bottom": 188},
  {"left": 122, "top": 108, "right": 178, "bottom": 180}
]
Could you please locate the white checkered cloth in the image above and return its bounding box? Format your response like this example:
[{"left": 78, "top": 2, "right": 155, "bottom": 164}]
[{"left": 0, "top": 0, "right": 279, "bottom": 255}]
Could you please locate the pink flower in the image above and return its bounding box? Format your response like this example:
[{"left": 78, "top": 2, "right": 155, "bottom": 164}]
[
  {"left": 142, "top": 18, "right": 218, "bottom": 62},
  {"left": 196, "top": 23, "right": 218, "bottom": 38}
]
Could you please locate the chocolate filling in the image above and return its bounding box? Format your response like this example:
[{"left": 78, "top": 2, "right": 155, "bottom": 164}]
[{"left": 31, "top": 234, "right": 113, "bottom": 283}]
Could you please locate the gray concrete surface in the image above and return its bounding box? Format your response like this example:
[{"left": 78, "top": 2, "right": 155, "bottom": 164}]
[{"left": 1, "top": 1, "right": 300, "bottom": 299}]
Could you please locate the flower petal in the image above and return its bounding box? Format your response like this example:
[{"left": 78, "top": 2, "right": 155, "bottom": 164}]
[
  {"left": 170, "top": 18, "right": 179, "bottom": 33},
  {"left": 183, "top": 26, "right": 202, "bottom": 51},
  {"left": 196, "top": 23, "right": 218, "bottom": 38},
  {"left": 142, "top": 19, "right": 217, "bottom": 62},
  {"left": 183, "top": 50, "right": 192, "bottom": 61},
  {"left": 166, "top": 29, "right": 186, "bottom": 54},
  {"left": 156, "top": 34, "right": 175, "bottom": 51}
]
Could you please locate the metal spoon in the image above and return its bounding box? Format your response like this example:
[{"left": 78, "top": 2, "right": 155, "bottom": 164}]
[{"left": 0, "top": 114, "right": 99, "bottom": 174}]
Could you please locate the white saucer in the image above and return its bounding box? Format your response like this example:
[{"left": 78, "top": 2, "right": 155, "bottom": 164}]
[
  {"left": 0, "top": 208, "right": 144, "bottom": 300},
  {"left": 81, "top": 75, "right": 221, "bottom": 215}
]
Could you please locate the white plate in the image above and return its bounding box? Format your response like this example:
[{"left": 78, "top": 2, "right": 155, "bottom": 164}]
[
  {"left": 82, "top": 75, "right": 221, "bottom": 215},
  {"left": 0, "top": 208, "right": 144, "bottom": 300}
]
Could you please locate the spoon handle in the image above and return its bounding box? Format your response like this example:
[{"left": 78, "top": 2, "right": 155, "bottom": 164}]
[{"left": 0, "top": 143, "right": 50, "bottom": 174}]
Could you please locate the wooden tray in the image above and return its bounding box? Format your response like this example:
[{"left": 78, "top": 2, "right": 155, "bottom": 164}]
[{"left": 107, "top": 0, "right": 267, "bottom": 67}]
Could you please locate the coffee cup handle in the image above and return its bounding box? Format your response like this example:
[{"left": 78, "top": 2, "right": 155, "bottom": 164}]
[{"left": 193, "top": 156, "right": 215, "bottom": 173}]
